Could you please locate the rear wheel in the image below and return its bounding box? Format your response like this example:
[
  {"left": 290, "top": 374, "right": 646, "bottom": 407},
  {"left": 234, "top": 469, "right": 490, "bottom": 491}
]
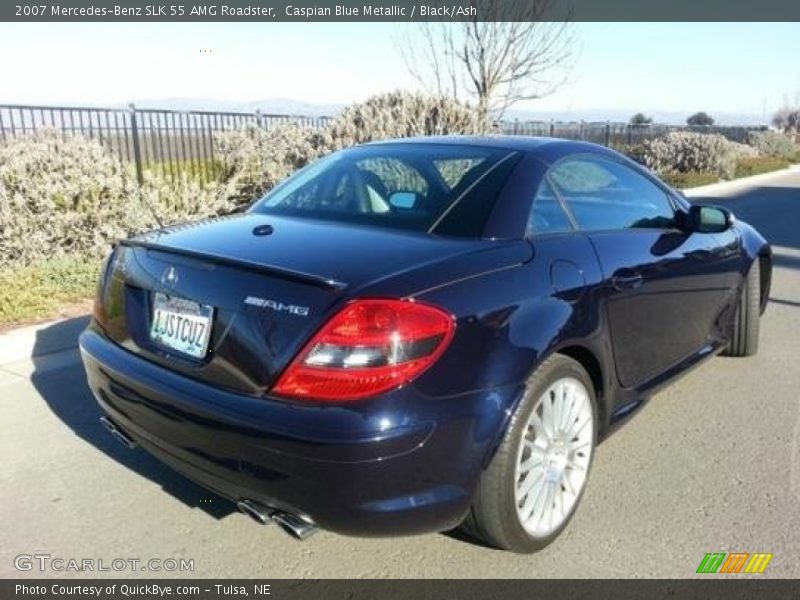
[
  {"left": 724, "top": 260, "right": 760, "bottom": 357},
  {"left": 464, "top": 354, "right": 597, "bottom": 553}
]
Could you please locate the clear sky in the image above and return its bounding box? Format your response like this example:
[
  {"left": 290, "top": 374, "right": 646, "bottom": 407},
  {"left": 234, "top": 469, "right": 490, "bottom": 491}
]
[{"left": 1, "top": 22, "right": 798, "bottom": 121}]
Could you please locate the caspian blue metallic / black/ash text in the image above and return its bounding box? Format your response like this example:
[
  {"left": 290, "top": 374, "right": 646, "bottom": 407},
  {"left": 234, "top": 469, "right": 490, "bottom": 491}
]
[{"left": 80, "top": 137, "right": 771, "bottom": 552}]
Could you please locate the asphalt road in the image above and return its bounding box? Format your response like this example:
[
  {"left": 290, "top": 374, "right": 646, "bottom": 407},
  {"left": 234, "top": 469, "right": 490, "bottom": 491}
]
[{"left": 1, "top": 168, "right": 799, "bottom": 579}]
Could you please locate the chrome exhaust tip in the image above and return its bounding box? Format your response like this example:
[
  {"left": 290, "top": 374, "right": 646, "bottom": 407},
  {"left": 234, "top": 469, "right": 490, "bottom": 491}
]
[
  {"left": 100, "top": 416, "right": 137, "bottom": 449},
  {"left": 236, "top": 500, "right": 318, "bottom": 540},
  {"left": 236, "top": 499, "right": 273, "bottom": 525},
  {"left": 271, "top": 511, "right": 318, "bottom": 540}
]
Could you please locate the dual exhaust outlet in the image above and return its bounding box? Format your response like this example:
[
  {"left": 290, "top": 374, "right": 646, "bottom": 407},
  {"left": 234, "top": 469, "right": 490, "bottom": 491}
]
[
  {"left": 100, "top": 416, "right": 138, "bottom": 449},
  {"left": 236, "top": 499, "right": 318, "bottom": 541},
  {"left": 99, "top": 416, "right": 317, "bottom": 540}
]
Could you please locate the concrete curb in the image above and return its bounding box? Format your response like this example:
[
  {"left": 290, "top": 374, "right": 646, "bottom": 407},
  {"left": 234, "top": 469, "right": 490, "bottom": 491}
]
[{"left": 682, "top": 164, "right": 800, "bottom": 197}]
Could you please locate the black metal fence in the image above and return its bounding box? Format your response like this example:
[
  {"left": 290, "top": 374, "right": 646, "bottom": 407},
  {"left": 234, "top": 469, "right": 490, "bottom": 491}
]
[
  {"left": 501, "top": 120, "right": 653, "bottom": 146},
  {"left": 0, "top": 103, "right": 331, "bottom": 183},
  {"left": 498, "top": 120, "right": 761, "bottom": 146},
  {"left": 0, "top": 103, "right": 762, "bottom": 184}
]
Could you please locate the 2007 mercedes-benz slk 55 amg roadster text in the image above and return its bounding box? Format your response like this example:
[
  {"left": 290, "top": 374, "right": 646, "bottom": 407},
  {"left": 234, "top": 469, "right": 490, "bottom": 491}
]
[{"left": 80, "top": 136, "right": 771, "bottom": 552}]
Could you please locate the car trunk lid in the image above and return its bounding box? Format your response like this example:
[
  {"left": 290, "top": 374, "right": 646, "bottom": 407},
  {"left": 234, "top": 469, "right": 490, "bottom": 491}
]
[{"left": 98, "top": 213, "right": 494, "bottom": 394}]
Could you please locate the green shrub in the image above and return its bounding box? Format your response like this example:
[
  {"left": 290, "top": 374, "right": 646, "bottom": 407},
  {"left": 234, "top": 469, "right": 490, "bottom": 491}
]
[
  {"left": 746, "top": 131, "right": 798, "bottom": 158},
  {"left": 614, "top": 143, "right": 646, "bottom": 164},
  {"left": 0, "top": 130, "right": 149, "bottom": 267},
  {"left": 727, "top": 140, "right": 759, "bottom": 158},
  {"left": 641, "top": 132, "right": 742, "bottom": 178},
  {"left": 324, "top": 90, "right": 489, "bottom": 150},
  {"left": 214, "top": 121, "right": 330, "bottom": 202},
  {"left": 139, "top": 171, "right": 242, "bottom": 226},
  {"left": 214, "top": 91, "right": 490, "bottom": 202},
  {"left": 734, "top": 156, "right": 790, "bottom": 178},
  {"left": 0, "top": 130, "right": 242, "bottom": 267},
  {"left": 141, "top": 158, "right": 225, "bottom": 185},
  {"left": 660, "top": 171, "right": 720, "bottom": 189}
]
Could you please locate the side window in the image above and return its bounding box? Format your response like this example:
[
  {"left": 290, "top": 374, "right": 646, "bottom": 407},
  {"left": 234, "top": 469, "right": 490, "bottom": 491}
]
[
  {"left": 549, "top": 157, "right": 675, "bottom": 231},
  {"left": 528, "top": 179, "right": 574, "bottom": 234}
]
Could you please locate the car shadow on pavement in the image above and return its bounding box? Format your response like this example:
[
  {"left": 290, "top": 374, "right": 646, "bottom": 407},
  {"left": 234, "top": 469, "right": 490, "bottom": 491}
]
[
  {"left": 31, "top": 316, "right": 236, "bottom": 520},
  {"left": 769, "top": 297, "right": 800, "bottom": 308},
  {"left": 442, "top": 527, "right": 497, "bottom": 549}
]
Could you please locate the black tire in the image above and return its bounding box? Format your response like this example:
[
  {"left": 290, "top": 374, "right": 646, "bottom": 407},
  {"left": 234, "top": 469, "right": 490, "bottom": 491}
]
[
  {"left": 724, "top": 260, "right": 760, "bottom": 357},
  {"left": 462, "top": 354, "right": 598, "bottom": 553}
]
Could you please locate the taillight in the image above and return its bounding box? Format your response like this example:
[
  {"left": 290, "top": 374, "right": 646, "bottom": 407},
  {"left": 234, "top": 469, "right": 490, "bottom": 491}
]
[
  {"left": 272, "top": 299, "right": 455, "bottom": 401},
  {"left": 92, "top": 248, "right": 115, "bottom": 327}
]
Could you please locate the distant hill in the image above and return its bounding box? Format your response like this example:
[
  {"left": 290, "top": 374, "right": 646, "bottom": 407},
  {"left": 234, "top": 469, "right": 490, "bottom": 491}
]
[
  {"left": 129, "top": 97, "right": 343, "bottom": 117},
  {"left": 503, "top": 107, "right": 766, "bottom": 127},
  {"left": 32, "top": 97, "right": 765, "bottom": 126},
  {"left": 139, "top": 100, "right": 763, "bottom": 126}
]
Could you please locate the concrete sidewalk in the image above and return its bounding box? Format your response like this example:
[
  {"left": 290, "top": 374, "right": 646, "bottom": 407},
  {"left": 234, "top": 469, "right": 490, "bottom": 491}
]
[
  {"left": 682, "top": 164, "right": 800, "bottom": 197},
  {"left": 0, "top": 316, "right": 88, "bottom": 382},
  {"left": 0, "top": 315, "right": 88, "bottom": 364}
]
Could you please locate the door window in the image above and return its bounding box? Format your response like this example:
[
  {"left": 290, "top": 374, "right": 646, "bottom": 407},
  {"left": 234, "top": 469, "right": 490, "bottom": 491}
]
[{"left": 549, "top": 157, "right": 675, "bottom": 231}]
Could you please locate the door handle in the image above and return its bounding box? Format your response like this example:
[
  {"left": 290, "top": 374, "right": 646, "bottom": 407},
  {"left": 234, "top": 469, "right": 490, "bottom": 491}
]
[{"left": 611, "top": 270, "right": 644, "bottom": 290}]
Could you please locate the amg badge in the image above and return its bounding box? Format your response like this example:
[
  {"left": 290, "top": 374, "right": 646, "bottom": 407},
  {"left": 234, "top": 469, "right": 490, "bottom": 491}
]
[{"left": 244, "top": 296, "right": 309, "bottom": 316}]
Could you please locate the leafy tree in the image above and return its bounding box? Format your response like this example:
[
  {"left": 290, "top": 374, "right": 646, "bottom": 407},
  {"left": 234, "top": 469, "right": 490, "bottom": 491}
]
[
  {"left": 629, "top": 113, "right": 652, "bottom": 126},
  {"left": 687, "top": 112, "right": 714, "bottom": 127},
  {"left": 772, "top": 106, "right": 799, "bottom": 133}
]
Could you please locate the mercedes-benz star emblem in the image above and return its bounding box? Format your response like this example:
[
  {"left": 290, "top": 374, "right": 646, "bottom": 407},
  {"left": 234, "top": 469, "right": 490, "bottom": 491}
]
[{"left": 161, "top": 266, "right": 179, "bottom": 288}]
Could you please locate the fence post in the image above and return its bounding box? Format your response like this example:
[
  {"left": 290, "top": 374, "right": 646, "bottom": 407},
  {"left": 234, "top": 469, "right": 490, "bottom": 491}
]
[
  {"left": 579, "top": 120, "right": 584, "bottom": 140},
  {"left": 605, "top": 121, "right": 611, "bottom": 147},
  {"left": 627, "top": 124, "right": 632, "bottom": 145},
  {"left": 549, "top": 119, "right": 555, "bottom": 137},
  {"left": 255, "top": 109, "right": 263, "bottom": 129},
  {"left": 129, "top": 103, "right": 144, "bottom": 186}
]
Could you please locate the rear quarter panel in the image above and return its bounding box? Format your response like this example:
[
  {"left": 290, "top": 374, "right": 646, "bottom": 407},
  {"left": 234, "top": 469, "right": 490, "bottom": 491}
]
[{"left": 406, "top": 232, "right": 613, "bottom": 455}]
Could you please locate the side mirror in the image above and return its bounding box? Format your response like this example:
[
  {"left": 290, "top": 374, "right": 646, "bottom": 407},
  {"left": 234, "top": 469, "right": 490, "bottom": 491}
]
[
  {"left": 389, "top": 191, "right": 418, "bottom": 209},
  {"left": 686, "top": 204, "right": 735, "bottom": 233}
]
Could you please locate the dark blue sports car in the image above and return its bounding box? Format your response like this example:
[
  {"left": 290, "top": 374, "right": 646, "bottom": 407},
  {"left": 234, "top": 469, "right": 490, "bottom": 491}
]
[{"left": 80, "top": 136, "right": 771, "bottom": 552}]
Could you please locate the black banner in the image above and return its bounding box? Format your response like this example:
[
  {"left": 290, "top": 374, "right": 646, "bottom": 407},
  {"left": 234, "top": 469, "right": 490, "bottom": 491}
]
[
  {"left": 3, "top": 0, "right": 800, "bottom": 22},
  {"left": 4, "top": 580, "right": 800, "bottom": 600}
]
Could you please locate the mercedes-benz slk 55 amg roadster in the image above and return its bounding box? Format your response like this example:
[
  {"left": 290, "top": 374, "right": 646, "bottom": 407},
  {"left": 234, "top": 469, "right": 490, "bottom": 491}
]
[{"left": 80, "top": 136, "right": 771, "bottom": 552}]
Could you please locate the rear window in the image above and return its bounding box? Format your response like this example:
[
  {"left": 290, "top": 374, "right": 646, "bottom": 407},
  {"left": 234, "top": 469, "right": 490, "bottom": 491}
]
[{"left": 249, "top": 144, "right": 515, "bottom": 236}]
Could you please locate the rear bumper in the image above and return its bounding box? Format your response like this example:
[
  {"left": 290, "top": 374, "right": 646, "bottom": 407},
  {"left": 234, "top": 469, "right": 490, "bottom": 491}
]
[{"left": 79, "top": 326, "right": 521, "bottom": 536}]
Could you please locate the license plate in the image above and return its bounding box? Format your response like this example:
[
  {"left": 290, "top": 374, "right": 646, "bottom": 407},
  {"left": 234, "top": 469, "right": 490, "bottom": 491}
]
[{"left": 150, "top": 292, "right": 213, "bottom": 359}]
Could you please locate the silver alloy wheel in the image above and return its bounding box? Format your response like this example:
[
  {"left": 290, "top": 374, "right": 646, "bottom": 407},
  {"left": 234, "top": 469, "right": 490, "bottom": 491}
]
[{"left": 514, "top": 376, "right": 594, "bottom": 538}]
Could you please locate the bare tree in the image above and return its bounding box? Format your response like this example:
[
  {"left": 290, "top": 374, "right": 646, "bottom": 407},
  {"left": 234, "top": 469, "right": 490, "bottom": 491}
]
[
  {"left": 398, "top": 1, "right": 577, "bottom": 120},
  {"left": 772, "top": 91, "right": 800, "bottom": 134}
]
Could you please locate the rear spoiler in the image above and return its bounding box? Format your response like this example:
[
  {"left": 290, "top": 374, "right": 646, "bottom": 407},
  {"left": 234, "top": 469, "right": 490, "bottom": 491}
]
[{"left": 117, "top": 239, "right": 347, "bottom": 291}]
